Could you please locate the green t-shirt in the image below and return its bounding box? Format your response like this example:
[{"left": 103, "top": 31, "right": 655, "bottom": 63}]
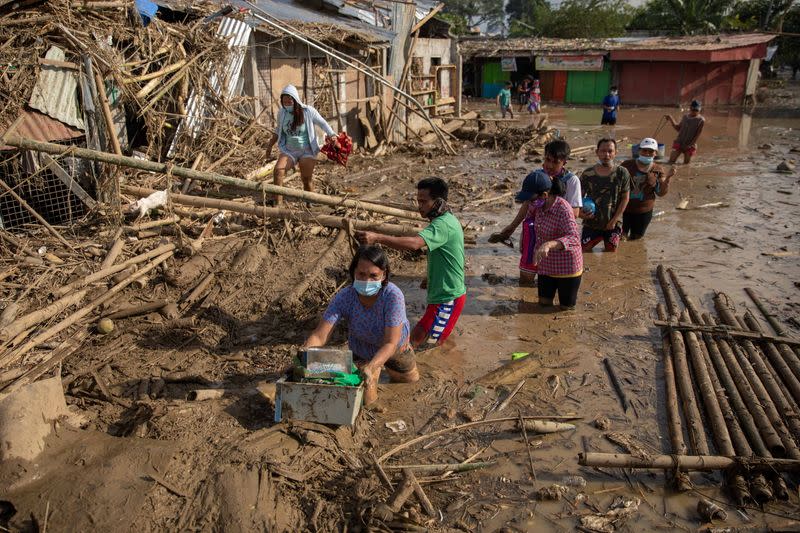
[
  {"left": 499, "top": 88, "right": 511, "bottom": 107},
  {"left": 418, "top": 212, "right": 466, "bottom": 304}
]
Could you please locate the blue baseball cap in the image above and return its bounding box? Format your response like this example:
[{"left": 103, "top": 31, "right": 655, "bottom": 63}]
[{"left": 515, "top": 169, "right": 552, "bottom": 202}]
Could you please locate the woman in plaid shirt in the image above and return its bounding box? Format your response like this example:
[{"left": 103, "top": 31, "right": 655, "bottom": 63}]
[{"left": 523, "top": 172, "right": 584, "bottom": 310}]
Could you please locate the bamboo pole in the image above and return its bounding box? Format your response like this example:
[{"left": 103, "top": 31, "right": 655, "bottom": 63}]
[
  {"left": 579, "top": 452, "right": 800, "bottom": 472},
  {"left": 652, "top": 320, "right": 800, "bottom": 347},
  {"left": 53, "top": 242, "right": 176, "bottom": 297},
  {"left": 745, "top": 287, "right": 800, "bottom": 377},
  {"left": 0, "top": 288, "right": 88, "bottom": 341},
  {"left": 5, "top": 135, "right": 422, "bottom": 221},
  {"left": 702, "top": 314, "right": 788, "bottom": 457},
  {"left": 100, "top": 232, "right": 125, "bottom": 269},
  {"left": 679, "top": 310, "right": 735, "bottom": 456},
  {"left": 123, "top": 186, "right": 423, "bottom": 238},
  {"left": 656, "top": 304, "right": 688, "bottom": 456},
  {"left": 743, "top": 312, "right": 800, "bottom": 408},
  {"left": 715, "top": 293, "right": 800, "bottom": 444}
]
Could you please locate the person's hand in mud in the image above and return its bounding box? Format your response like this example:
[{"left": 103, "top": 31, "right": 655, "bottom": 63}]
[
  {"left": 360, "top": 363, "right": 380, "bottom": 405},
  {"left": 355, "top": 230, "right": 377, "bottom": 245}
]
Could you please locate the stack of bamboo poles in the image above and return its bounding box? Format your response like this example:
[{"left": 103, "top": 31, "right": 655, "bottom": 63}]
[{"left": 580, "top": 265, "right": 800, "bottom": 505}]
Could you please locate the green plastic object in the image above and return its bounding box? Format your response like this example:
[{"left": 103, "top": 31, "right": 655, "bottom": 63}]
[
  {"left": 512, "top": 352, "right": 529, "bottom": 361},
  {"left": 333, "top": 372, "right": 362, "bottom": 387}
]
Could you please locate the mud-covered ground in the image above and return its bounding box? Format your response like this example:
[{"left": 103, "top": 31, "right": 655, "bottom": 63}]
[{"left": 1, "top": 90, "right": 799, "bottom": 532}]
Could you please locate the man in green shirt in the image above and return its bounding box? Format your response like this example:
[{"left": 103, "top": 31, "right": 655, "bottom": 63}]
[{"left": 356, "top": 177, "right": 466, "bottom": 348}]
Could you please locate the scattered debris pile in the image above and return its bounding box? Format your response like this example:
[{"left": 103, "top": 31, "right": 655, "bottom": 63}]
[{"left": 452, "top": 114, "right": 560, "bottom": 155}]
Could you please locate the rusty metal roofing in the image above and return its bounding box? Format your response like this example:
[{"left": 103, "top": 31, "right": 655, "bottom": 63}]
[
  {"left": 28, "top": 46, "right": 85, "bottom": 131},
  {"left": 1, "top": 108, "right": 84, "bottom": 150},
  {"left": 458, "top": 33, "right": 776, "bottom": 58}
]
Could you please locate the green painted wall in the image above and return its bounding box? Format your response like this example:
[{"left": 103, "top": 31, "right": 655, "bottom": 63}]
[
  {"left": 565, "top": 64, "right": 611, "bottom": 105},
  {"left": 482, "top": 61, "right": 511, "bottom": 99}
]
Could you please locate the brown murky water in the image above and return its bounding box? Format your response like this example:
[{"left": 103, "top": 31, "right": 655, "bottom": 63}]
[{"left": 376, "top": 103, "right": 800, "bottom": 531}]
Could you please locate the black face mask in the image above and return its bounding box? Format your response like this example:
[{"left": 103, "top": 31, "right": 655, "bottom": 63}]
[{"left": 426, "top": 198, "right": 451, "bottom": 219}]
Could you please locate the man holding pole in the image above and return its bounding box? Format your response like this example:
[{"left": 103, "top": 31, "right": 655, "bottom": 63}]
[{"left": 356, "top": 177, "right": 466, "bottom": 348}]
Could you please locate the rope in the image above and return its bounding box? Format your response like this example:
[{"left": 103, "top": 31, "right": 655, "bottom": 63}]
[{"left": 652, "top": 116, "right": 667, "bottom": 139}]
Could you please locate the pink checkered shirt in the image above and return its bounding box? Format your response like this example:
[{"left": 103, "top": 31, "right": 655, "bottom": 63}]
[{"left": 532, "top": 196, "right": 583, "bottom": 277}]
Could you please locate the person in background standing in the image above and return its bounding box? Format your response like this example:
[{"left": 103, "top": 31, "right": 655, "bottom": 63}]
[
  {"left": 580, "top": 138, "right": 631, "bottom": 252},
  {"left": 265, "top": 84, "right": 338, "bottom": 205},
  {"left": 621, "top": 137, "right": 675, "bottom": 240},
  {"left": 518, "top": 76, "right": 533, "bottom": 111},
  {"left": 601, "top": 86, "right": 620, "bottom": 126},
  {"left": 528, "top": 79, "right": 542, "bottom": 114},
  {"left": 497, "top": 81, "right": 514, "bottom": 119},
  {"left": 665, "top": 100, "right": 705, "bottom": 164}
]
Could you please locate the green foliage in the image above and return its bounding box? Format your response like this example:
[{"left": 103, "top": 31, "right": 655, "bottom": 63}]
[
  {"left": 441, "top": 0, "right": 506, "bottom": 33},
  {"left": 507, "top": 0, "right": 633, "bottom": 38},
  {"left": 777, "top": 5, "right": 800, "bottom": 67},
  {"left": 626, "top": 0, "right": 736, "bottom": 34},
  {"left": 437, "top": 12, "right": 470, "bottom": 35}
]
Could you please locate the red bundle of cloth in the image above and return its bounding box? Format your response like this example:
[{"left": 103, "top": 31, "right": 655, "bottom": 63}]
[{"left": 321, "top": 132, "right": 353, "bottom": 167}]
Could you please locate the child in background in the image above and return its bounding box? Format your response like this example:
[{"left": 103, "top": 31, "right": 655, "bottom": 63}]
[
  {"left": 497, "top": 81, "right": 514, "bottom": 119},
  {"left": 528, "top": 79, "right": 542, "bottom": 114}
]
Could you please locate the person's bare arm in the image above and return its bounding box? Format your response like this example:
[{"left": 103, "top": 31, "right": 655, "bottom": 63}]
[
  {"left": 606, "top": 191, "right": 629, "bottom": 230},
  {"left": 303, "top": 319, "right": 335, "bottom": 349},
  {"left": 356, "top": 231, "right": 426, "bottom": 251},
  {"left": 664, "top": 114, "right": 679, "bottom": 131},
  {"left": 360, "top": 324, "right": 403, "bottom": 404},
  {"left": 499, "top": 201, "right": 529, "bottom": 237},
  {"left": 656, "top": 167, "right": 676, "bottom": 197}
]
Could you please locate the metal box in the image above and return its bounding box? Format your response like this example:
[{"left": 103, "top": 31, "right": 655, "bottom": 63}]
[{"left": 274, "top": 376, "right": 363, "bottom": 426}]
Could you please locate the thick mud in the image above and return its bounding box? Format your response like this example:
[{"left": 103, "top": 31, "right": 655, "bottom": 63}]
[{"left": 1, "top": 97, "right": 798, "bottom": 531}]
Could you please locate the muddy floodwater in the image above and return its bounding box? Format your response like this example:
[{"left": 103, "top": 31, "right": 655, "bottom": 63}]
[
  {"left": 376, "top": 103, "right": 800, "bottom": 531},
  {"left": 2, "top": 101, "right": 798, "bottom": 532}
]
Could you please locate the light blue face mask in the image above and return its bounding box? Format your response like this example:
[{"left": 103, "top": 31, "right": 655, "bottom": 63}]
[
  {"left": 638, "top": 155, "right": 654, "bottom": 165},
  {"left": 283, "top": 104, "right": 294, "bottom": 112},
  {"left": 354, "top": 279, "right": 382, "bottom": 296}
]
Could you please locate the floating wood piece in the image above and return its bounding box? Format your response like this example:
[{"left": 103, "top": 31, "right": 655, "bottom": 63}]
[
  {"left": 579, "top": 452, "right": 800, "bottom": 472},
  {"left": 100, "top": 231, "right": 124, "bottom": 269},
  {"left": 707, "top": 236, "right": 743, "bottom": 249},
  {"left": 40, "top": 153, "right": 97, "bottom": 210},
  {"left": 602, "top": 358, "right": 629, "bottom": 413},
  {"left": 383, "top": 462, "right": 495, "bottom": 474},
  {"left": 495, "top": 379, "right": 525, "bottom": 413}
]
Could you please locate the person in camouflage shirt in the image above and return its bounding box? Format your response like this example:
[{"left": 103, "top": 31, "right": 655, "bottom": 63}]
[{"left": 579, "top": 138, "right": 631, "bottom": 252}]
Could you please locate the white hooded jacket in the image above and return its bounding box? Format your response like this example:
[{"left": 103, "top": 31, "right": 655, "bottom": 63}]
[{"left": 275, "top": 84, "right": 335, "bottom": 155}]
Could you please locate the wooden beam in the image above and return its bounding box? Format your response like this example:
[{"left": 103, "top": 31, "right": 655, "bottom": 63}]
[
  {"left": 410, "top": 2, "right": 444, "bottom": 34},
  {"left": 654, "top": 319, "right": 800, "bottom": 347}
]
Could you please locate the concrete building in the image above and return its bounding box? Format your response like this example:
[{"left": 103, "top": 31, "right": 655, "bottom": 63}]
[{"left": 458, "top": 33, "right": 775, "bottom": 106}]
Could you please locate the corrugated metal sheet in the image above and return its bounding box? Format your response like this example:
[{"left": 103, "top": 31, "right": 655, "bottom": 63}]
[
  {"left": 459, "top": 33, "right": 775, "bottom": 59},
  {"left": 167, "top": 17, "right": 251, "bottom": 156},
  {"left": 28, "top": 46, "right": 85, "bottom": 131},
  {"left": 242, "top": 0, "right": 395, "bottom": 43},
  {"left": 1, "top": 108, "right": 83, "bottom": 150},
  {"left": 618, "top": 61, "right": 749, "bottom": 106}
]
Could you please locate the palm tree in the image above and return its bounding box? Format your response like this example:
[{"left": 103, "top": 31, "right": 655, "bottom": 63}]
[{"left": 664, "top": 0, "right": 737, "bottom": 34}]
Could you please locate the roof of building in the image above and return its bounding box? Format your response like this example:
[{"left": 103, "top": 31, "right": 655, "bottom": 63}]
[
  {"left": 458, "top": 33, "right": 776, "bottom": 58},
  {"left": 1, "top": 108, "right": 84, "bottom": 151}
]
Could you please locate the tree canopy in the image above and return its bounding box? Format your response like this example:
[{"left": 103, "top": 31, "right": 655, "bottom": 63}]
[{"left": 507, "top": 0, "right": 632, "bottom": 38}]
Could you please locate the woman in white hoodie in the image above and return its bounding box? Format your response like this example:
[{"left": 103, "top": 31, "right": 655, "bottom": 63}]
[{"left": 266, "top": 84, "right": 338, "bottom": 204}]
